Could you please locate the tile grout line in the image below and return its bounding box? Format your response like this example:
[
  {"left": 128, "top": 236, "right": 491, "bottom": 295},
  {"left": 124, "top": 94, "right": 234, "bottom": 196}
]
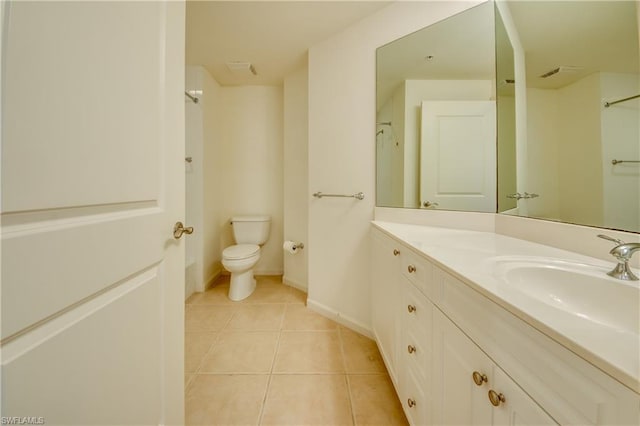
[
  {"left": 256, "top": 283, "right": 290, "bottom": 425},
  {"left": 338, "top": 326, "right": 358, "bottom": 426},
  {"left": 185, "top": 331, "right": 221, "bottom": 391},
  {"left": 186, "top": 284, "right": 238, "bottom": 389}
]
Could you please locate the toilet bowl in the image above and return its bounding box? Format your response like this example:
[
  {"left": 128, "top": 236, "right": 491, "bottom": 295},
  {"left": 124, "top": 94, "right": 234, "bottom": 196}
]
[
  {"left": 221, "top": 244, "right": 261, "bottom": 301},
  {"left": 221, "top": 215, "right": 271, "bottom": 301}
]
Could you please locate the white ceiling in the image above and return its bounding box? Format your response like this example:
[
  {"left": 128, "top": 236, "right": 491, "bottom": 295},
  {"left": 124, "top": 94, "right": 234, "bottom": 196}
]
[
  {"left": 186, "top": 1, "right": 639, "bottom": 93},
  {"left": 185, "top": 1, "right": 391, "bottom": 86},
  {"left": 509, "top": 0, "right": 639, "bottom": 90},
  {"left": 377, "top": 0, "right": 639, "bottom": 106},
  {"left": 376, "top": 2, "right": 495, "bottom": 105}
]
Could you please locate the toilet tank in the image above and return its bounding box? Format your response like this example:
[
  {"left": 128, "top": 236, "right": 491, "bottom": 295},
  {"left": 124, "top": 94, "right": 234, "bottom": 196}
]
[{"left": 231, "top": 215, "right": 271, "bottom": 245}]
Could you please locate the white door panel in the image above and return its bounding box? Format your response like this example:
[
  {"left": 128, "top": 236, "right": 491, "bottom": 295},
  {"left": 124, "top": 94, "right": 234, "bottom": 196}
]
[
  {"left": 2, "top": 269, "right": 162, "bottom": 424},
  {"left": 421, "top": 101, "right": 496, "bottom": 212},
  {"left": 2, "top": 1, "right": 163, "bottom": 212},
  {"left": 2, "top": 210, "right": 163, "bottom": 339},
  {"left": 1, "top": 1, "right": 185, "bottom": 424}
]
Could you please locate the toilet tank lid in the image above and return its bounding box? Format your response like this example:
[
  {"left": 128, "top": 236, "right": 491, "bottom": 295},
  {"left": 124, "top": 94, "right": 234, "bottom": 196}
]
[{"left": 231, "top": 215, "right": 271, "bottom": 223}]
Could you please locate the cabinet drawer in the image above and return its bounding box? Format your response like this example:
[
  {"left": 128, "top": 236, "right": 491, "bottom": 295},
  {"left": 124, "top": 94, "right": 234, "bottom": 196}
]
[
  {"left": 402, "top": 326, "right": 430, "bottom": 383},
  {"left": 401, "top": 249, "right": 433, "bottom": 299},
  {"left": 401, "top": 366, "right": 428, "bottom": 426},
  {"left": 403, "top": 277, "right": 431, "bottom": 337}
]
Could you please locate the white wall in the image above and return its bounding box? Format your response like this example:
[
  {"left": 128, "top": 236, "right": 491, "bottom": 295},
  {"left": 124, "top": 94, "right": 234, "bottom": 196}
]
[
  {"left": 557, "top": 73, "right": 603, "bottom": 227},
  {"left": 600, "top": 72, "right": 640, "bottom": 231},
  {"left": 185, "top": 66, "right": 224, "bottom": 297},
  {"left": 525, "top": 88, "right": 560, "bottom": 220},
  {"left": 497, "top": 93, "right": 517, "bottom": 212},
  {"left": 218, "top": 86, "right": 284, "bottom": 276},
  {"left": 525, "top": 72, "right": 639, "bottom": 231},
  {"left": 376, "top": 95, "right": 397, "bottom": 207},
  {"left": 283, "top": 64, "right": 309, "bottom": 291},
  {"left": 201, "top": 67, "right": 224, "bottom": 287},
  {"left": 307, "top": 0, "right": 482, "bottom": 335},
  {"left": 376, "top": 88, "right": 406, "bottom": 208},
  {"left": 185, "top": 67, "right": 204, "bottom": 298}
]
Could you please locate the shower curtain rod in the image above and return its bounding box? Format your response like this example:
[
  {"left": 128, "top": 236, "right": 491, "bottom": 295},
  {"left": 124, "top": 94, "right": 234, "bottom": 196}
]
[
  {"left": 604, "top": 94, "right": 639, "bottom": 108},
  {"left": 184, "top": 91, "right": 199, "bottom": 104}
]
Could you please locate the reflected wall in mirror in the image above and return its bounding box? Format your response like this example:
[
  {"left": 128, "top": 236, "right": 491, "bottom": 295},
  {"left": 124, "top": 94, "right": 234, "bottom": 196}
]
[
  {"left": 376, "top": 2, "right": 496, "bottom": 211},
  {"left": 496, "top": 1, "right": 640, "bottom": 233}
]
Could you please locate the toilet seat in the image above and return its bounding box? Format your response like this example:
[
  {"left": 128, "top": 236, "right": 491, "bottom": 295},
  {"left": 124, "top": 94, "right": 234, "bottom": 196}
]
[{"left": 223, "top": 244, "right": 260, "bottom": 260}]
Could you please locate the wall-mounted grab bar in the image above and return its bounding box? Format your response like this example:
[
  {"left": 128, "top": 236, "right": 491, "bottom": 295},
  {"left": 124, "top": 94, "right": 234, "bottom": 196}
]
[
  {"left": 185, "top": 91, "right": 199, "bottom": 103},
  {"left": 604, "top": 94, "right": 640, "bottom": 108},
  {"left": 612, "top": 159, "right": 640, "bottom": 165},
  {"left": 313, "top": 191, "right": 365, "bottom": 200}
]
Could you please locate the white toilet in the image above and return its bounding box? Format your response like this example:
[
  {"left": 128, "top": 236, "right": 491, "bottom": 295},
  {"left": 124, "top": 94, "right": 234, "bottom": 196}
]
[{"left": 221, "top": 215, "right": 271, "bottom": 301}]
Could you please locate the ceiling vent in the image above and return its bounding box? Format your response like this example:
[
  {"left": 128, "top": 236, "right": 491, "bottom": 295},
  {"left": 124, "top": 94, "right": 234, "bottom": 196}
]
[
  {"left": 225, "top": 61, "right": 257, "bottom": 76},
  {"left": 539, "top": 65, "right": 583, "bottom": 78}
]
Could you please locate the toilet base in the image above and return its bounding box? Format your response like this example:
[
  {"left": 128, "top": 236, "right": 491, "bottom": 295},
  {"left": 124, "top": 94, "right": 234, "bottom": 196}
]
[{"left": 228, "top": 269, "right": 257, "bottom": 301}]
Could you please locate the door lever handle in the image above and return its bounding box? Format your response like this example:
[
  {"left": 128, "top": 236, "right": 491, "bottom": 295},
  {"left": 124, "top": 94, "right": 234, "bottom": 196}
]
[{"left": 173, "top": 222, "right": 194, "bottom": 239}]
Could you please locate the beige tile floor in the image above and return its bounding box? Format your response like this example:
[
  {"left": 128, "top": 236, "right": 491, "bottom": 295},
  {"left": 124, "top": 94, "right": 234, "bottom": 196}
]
[{"left": 185, "top": 275, "right": 408, "bottom": 426}]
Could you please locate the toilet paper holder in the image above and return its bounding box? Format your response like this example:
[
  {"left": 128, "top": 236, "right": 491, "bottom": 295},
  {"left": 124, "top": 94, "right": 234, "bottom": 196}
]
[{"left": 283, "top": 241, "right": 305, "bottom": 253}]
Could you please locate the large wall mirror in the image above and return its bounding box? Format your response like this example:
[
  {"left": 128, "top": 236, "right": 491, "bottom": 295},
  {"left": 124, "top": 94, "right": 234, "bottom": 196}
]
[
  {"left": 376, "top": 1, "right": 496, "bottom": 211},
  {"left": 496, "top": 0, "right": 639, "bottom": 233},
  {"left": 376, "top": 0, "right": 640, "bottom": 233}
]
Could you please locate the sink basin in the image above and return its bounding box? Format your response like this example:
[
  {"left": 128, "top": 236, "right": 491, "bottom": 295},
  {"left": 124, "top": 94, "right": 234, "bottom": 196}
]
[{"left": 489, "top": 256, "right": 640, "bottom": 335}]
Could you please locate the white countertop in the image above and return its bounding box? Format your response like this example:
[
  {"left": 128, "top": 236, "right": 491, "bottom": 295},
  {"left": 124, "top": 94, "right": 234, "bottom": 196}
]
[{"left": 372, "top": 220, "right": 640, "bottom": 394}]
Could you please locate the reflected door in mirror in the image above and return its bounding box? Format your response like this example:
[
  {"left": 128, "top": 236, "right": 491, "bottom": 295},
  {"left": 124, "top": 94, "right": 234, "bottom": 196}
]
[{"left": 421, "top": 101, "right": 496, "bottom": 212}]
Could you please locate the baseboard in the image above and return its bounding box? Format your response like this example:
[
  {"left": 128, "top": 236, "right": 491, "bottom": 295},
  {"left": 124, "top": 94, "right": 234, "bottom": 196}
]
[
  {"left": 254, "top": 269, "right": 284, "bottom": 276},
  {"left": 282, "top": 275, "right": 308, "bottom": 292},
  {"left": 306, "top": 298, "right": 373, "bottom": 339},
  {"left": 204, "top": 268, "right": 223, "bottom": 290}
]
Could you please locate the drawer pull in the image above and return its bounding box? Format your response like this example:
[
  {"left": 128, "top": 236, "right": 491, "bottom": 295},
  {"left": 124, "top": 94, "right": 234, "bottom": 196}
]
[
  {"left": 407, "top": 398, "right": 416, "bottom": 408},
  {"left": 407, "top": 304, "right": 416, "bottom": 313},
  {"left": 407, "top": 264, "right": 416, "bottom": 273},
  {"left": 407, "top": 345, "right": 416, "bottom": 354},
  {"left": 472, "top": 371, "right": 488, "bottom": 386},
  {"left": 393, "top": 249, "right": 400, "bottom": 256},
  {"left": 488, "top": 390, "right": 506, "bottom": 407}
]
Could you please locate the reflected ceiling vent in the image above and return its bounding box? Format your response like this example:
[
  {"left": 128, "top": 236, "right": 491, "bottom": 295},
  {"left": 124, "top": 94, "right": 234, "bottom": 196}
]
[
  {"left": 539, "top": 65, "right": 583, "bottom": 78},
  {"left": 226, "top": 61, "right": 257, "bottom": 76}
]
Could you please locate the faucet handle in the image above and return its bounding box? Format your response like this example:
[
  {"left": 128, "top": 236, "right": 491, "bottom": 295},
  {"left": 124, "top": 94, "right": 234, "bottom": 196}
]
[
  {"left": 598, "top": 235, "right": 640, "bottom": 281},
  {"left": 597, "top": 234, "right": 626, "bottom": 246}
]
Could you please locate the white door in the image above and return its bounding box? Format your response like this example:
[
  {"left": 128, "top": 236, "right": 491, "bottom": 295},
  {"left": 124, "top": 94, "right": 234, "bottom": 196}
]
[
  {"left": 1, "top": 2, "right": 185, "bottom": 424},
  {"left": 420, "top": 101, "right": 496, "bottom": 212}
]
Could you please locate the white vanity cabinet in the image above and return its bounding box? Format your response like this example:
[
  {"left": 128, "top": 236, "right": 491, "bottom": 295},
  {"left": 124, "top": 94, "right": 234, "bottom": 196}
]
[
  {"left": 370, "top": 228, "right": 401, "bottom": 380},
  {"left": 436, "top": 268, "right": 640, "bottom": 426},
  {"left": 433, "top": 308, "right": 556, "bottom": 425},
  {"left": 370, "top": 224, "right": 640, "bottom": 426},
  {"left": 371, "top": 227, "right": 435, "bottom": 423}
]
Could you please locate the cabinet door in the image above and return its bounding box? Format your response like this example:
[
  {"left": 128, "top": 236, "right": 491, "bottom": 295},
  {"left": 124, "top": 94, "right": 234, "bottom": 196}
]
[
  {"left": 371, "top": 229, "right": 400, "bottom": 380},
  {"left": 491, "top": 368, "right": 558, "bottom": 426},
  {"left": 433, "top": 310, "right": 493, "bottom": 425},
  {"left": 434, "top": 310, "right": 558, "bottom": 426}
]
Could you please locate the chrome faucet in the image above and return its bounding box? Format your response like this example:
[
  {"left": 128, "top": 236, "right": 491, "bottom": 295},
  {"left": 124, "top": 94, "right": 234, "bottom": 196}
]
[{"left": 597, "top": 234, "right": 640, "bottom": 281}]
